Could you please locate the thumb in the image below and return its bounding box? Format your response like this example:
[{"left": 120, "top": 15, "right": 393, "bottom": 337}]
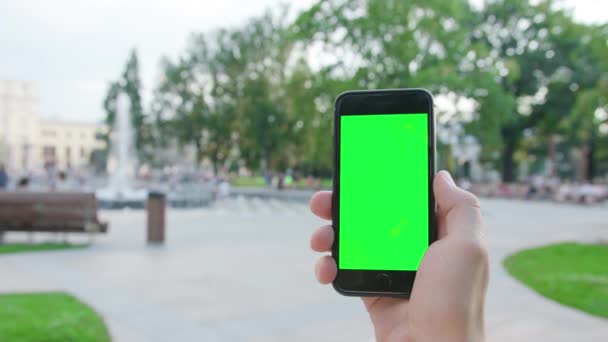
[{"left": 433, "top": 171, "right": 482, "bottom": 239}]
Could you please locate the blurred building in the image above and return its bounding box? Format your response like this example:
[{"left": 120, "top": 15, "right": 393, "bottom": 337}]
[
  {"left": 0, "top": 80, "right": 105, "bottom": 173},
  {"left": 0, "top": 80, "right": 40, "bottom": 172},
  {"left": 39, "top": 120, "right": 106, "bottom": 170}
]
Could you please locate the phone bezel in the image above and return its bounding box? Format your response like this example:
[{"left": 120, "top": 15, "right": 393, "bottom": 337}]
[{"left": 332, "top": 88, "right": 437, "bottom": 298}]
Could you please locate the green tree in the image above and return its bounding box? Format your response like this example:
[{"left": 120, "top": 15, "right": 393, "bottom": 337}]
[
  {"left": 153, "top": 54, "right": 208, "bottom": 164},
  {"left": 294, "top": 0, "right": 495, "bottom": 175},
  {"left": 102, "top": 49, "right": 150, "bottom": 163},
  {"left": 295, "top": 0, "right": 476, "bottom": 89},
  {"left": 561, "top": 77, "right": 608, "bottom": 180},
  {"left": 559, "top": 22, "right": 608, "bottom": 180},
  {"left": 143, "top": 0, "right": 608, "bottom": 182},
  {"left": 153, "top": 6, "right": 359, "bottom": 176},
  {"left": 473, "top": 0, "right": 607, "bottom": 181},
  {"left": 153, "top": 32, "right": 236, "bottom": 173},
  {"left": 228, "top": 10, "right": 296, "bottom": 172}
]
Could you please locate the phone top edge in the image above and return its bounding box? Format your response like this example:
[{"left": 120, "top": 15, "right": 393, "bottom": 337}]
[
  {"left": 335, "top": 87, "right": 433, "bottom": 95},
  {"left": 334, "top": 87, "right": 434, "bottom": 98},
  {"left": 334, "top": 88, "right": 435, "bottom": 114}
]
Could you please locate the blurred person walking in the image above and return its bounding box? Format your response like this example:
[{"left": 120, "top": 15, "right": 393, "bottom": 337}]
[
  {"left": 277, "top": 173, "right": 285, "bottom": 190},
  {"left": 55, "top": 171, "right": 76, "bottom": 192},
  {"left": 0, "top": 164, "right": 8, "bottom": 190},
  {"left": 217, "top": 178, "right": 231, "bottom": 199},
  {"left": 16, "top": 176, "right": 30, "bottom": 191}
]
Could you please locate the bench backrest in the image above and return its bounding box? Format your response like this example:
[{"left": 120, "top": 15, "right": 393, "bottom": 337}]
[{"left": 0, "top": 192, "right": 106, "bottom": 232}]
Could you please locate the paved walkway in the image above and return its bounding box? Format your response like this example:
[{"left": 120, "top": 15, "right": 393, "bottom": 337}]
[{"left": 0, "top": 197, "right": 606, "bottom": 341}]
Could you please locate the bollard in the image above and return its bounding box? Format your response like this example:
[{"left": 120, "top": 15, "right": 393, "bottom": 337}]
[{"left": 147, "top": 191, "right": 166, "bottom": 244}]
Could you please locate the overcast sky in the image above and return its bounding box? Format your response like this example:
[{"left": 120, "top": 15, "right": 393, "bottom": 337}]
[{"left": 0, "top": 0, "right": 606, "bottom": 123}]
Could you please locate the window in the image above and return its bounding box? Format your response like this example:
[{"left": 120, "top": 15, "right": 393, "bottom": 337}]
[
  {"left": 42, "top": 130, "right": 56, "bottom": 137},
  {"left": 43, "top": 146, "right": 56, "bottom": 163}
]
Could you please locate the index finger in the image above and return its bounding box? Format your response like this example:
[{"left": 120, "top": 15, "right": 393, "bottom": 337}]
[{"left": 309, "top": 191, "right": 332, "bottom": 220}]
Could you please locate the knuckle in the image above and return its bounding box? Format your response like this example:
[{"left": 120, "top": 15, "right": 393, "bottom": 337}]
[
  {"left": 457, "top": 238, "right": 489, "bottom": 264},
  {"left": 459, "top": 190, "right": 481, "bottom": 209}
]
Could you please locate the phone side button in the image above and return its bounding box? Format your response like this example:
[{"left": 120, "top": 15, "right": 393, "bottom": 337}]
[{"left": 376, "top": 273, "right": 392, "bottom": 288}]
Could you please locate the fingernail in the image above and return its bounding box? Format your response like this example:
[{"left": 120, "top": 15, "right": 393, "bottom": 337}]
[{"left": 440, "top": 170, "right": 455, "bottom": 186}]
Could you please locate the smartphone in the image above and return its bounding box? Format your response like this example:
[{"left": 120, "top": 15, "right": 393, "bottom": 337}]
[{"left": 332, "top": 88, "right": 436, "bottom": 298}]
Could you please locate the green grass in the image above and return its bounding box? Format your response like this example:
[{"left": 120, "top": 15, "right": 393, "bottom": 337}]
[
  {"left": 232, "top": 176, "right": 332, "bottom": 189},
  {"left": 232, "top": 176, "right": 266, "bottom": 187},
  {"left": 293, "top": 178, "right": 333, "bottom": 189},
  {"left": 0, "top": 243, "right": 87, "bottom": 255},
  {"left": 0, "top": 292, "right": 111, "bottom": 342},
  {"left": 320, "top": 179, "right": 332, "bottom": 189},
  {"left": 504, "top": 242, "right": 608, "bottom": 318}
]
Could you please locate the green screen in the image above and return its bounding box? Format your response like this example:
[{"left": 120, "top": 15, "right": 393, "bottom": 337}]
[{"left": 339, "top": 113, "right": 429, "bottom": 271}]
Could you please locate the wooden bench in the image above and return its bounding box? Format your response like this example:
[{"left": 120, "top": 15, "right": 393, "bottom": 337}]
[{"left": 0, "top": 192, "right": 108, "bottom": 242}]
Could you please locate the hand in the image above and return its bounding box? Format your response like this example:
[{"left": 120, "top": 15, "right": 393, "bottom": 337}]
[{"left": 309, "top": 171, "right": 489, "bottom": 342}]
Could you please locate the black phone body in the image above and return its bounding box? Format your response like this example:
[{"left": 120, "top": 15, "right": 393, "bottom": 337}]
[{"left": 332, "top": 88, "right": 436, "bottom": 298}]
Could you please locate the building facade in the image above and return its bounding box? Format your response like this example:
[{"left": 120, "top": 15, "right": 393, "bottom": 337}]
[
  {"left": 0, "top": 80, "right": 40, "bottom": 173},
  {"left": 0, "top": 80, "right": 105, "bottom": 174},
  {"left": 39, "top": 120, "right": 106, "bottom": 170}
]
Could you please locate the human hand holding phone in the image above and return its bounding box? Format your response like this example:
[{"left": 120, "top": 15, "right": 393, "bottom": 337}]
[{"left": 309, "top": 171, "right": 489, "bottom": 342}]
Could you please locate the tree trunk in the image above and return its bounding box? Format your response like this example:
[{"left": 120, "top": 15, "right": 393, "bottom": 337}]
[
  {"left": 261, "top": 147, "right": 271, "bottom": 174},
  {"left": 576, "top": 145, "right": 588, "bottom": 182},
  {"left": 463, "top": 161, "right": 471, "bottom": 179},
  {"left": 211, "top": 149, "right": 219, "bottom": 177},
  {"left": 547, "top": 134, "right": 556, "bottom": 177},
  {"left": 501, "top": 136, "right": 517, "bottom": 183},
  {"left": 194, "top": 137, "right": 203, "bottom": 165},
  {"left": 586, "top": 136, "right": 596, "bottom": 181}
]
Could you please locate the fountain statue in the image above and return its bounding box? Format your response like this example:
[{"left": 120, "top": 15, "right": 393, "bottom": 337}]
[{"left": 96, "top": 93, "right": 147, "bottom": 208}]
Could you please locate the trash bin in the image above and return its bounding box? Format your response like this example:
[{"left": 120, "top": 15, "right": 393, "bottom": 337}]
[{"left": 147, "top": 191, "right": 166, "bottom": 244}]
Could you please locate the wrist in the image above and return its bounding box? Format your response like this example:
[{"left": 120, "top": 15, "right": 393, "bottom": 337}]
[{"left": 407, "top": 316, "right": 485, "bottom": 342}]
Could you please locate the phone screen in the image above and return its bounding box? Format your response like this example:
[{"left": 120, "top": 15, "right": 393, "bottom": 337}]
[{"left": 339, "top": 113, "right": 429, "bottom": 271}]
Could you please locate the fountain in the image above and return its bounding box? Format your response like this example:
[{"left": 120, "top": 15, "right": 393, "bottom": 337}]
[{"left": 96, "top": 93, "right": 148, "bottom": 208}]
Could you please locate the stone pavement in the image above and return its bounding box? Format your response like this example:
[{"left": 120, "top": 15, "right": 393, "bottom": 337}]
[{"left": 0, "top": 196, "right": 607, "bottom": 341}]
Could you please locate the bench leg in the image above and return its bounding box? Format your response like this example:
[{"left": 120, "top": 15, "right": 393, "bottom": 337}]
[
  {"left": 63, "top": 232, "right": 69, "bottom": 244},
  {"left": 28, "top": 232, "right": 34, "bottom": 244},
  {"left": 0, "top": 231, "right": 4, "bottom": 244}
]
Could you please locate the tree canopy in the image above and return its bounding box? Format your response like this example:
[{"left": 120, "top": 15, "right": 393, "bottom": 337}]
[{"left": 103, "top": 0, "right": 608, "bottom": 181}]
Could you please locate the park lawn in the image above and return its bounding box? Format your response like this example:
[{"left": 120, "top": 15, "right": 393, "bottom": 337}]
[
  {"left": 320, "top": 178, "right": 332, "bottom": 189},
  {"left": 232, "top": 176, "right": 266, "bottom": 187},
  {"left": 232, "top": 175, "right": 333, "bottom": 189},
  {"left": 504, "top": 242, "right": 608, "bottom": 318},
  {"left": 0, "top": 242, "right": 87, "bottom": 255},
  {"left": 0, "top": 292, "right": 111, "bottom": 342},
  {"left": 295, "top": 178, "right": 333, "bottom": 189}
]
